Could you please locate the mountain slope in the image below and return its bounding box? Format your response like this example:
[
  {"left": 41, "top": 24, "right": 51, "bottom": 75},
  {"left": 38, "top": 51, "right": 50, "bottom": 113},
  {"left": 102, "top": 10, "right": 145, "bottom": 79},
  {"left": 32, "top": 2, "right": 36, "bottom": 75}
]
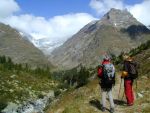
[
  {"left": 0, "top": 23, "right": 52, "bottom": 67},
  {"left": 47, "top": 46, "right": 150, "bottom": 113},
  {"left": 49, "top": 8, "right": 150, "bottom": 69}
]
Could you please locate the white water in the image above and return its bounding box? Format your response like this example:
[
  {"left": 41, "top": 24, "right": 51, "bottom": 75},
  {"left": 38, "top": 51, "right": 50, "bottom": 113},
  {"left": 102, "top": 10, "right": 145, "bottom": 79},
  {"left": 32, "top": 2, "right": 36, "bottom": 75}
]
[{"left": 2, "top": 91, "right": 54, "bottom": 113}]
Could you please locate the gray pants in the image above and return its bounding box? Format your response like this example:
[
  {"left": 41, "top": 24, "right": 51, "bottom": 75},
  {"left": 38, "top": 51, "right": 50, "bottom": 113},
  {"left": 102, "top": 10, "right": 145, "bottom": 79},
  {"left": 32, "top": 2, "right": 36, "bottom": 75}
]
[{"left": 101, "top": 89, "right": 115, "bottom": 108}]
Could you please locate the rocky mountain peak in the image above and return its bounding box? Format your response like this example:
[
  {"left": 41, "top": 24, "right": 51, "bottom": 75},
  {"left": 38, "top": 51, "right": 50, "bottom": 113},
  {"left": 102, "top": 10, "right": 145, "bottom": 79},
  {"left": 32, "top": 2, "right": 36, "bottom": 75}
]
[
  {"left": 99, "top": 8, "right": 141, "bottom": 28},
  {"left": 81, "top": 8, "right": 143, "bottom": 34},
  {"left": 49, "top": 8, "right": 150, "bottom": 69}
]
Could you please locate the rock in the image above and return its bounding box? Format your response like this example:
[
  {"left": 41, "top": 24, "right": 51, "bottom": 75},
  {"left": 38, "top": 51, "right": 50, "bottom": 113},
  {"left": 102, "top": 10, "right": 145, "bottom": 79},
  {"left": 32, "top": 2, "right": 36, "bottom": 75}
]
[
  {"left": 47, "top": 90, "right": 55, "bottom": 98},
  {"left": 9, "top": 89, "right": 14, "bottom": 93},
  {"left": 141, "top": 91, "right": 145, "bottom": 94},
  {"left": 137, "top": 93, "right": 143, "bottom": 98},
  {"left": 141, "top": 76, "right": 148, "bottom": 79},
  {"left": 15, "top": 100, "right": 20, "bottom": 104},
  {"left": 10, "top": 74, "right": 16, "bottom": 78},
  {"left": 1, "top": 90, "right": 55, "bottom": 113},
  {"left": 17, "top": 103, "right": 34, "bottom": 113},
  {"left": 2, "top": 102, "right": 18, "bottom": 113},
  {"left": 16, "top": 91, "right": 54, "bottom": 113}
]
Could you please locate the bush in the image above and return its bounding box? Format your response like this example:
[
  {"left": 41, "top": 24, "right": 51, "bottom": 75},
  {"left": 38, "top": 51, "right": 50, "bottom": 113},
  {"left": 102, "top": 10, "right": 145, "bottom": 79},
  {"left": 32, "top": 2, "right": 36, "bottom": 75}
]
[
  {"left": 0, "top": 101, "right": 7, "bottom": 112},
  {"left": 0, "top": 55, "right": 51, "bottom": 77},
  {"left": 54, "top": 89, "right": 61, "bottom": 97},
  {"left": 38, "top": 94, "right": 44, "bottom": 99},
  {"left": 76, "top": 66, "right": 89, "bottom": 88},
  {"left": 52, "top": 65, "right": 90, "bottom": 89}
]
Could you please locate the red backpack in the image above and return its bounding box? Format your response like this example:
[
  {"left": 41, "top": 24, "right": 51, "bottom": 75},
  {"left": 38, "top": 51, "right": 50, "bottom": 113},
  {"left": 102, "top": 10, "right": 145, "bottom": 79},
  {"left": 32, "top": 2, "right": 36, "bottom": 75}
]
[{"left": 97, "top": 65, "right": 103, "bottom": 78}]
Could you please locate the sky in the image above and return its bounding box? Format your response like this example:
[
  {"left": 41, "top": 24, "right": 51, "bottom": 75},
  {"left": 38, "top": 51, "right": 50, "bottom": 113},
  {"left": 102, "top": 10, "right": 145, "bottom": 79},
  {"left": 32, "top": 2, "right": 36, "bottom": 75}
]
[
  {"left": 15, "top": 0, "right": 93, "bottom": 18},
  {"left": 0, "top": 0, "right": 150, "bottom": 52}
]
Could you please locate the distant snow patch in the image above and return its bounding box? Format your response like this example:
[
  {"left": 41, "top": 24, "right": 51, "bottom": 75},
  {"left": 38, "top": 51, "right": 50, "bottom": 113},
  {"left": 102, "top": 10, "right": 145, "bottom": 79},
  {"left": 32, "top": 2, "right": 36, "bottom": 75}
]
[{"left": 19, "top": 32, "right": 24, "bottom": 36}]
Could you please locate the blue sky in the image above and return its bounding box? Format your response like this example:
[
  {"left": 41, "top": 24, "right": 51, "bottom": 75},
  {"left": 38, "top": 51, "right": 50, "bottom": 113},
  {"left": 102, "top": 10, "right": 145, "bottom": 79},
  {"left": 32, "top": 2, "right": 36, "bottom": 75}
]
[
  {"left": 16, "top": 0, "right": 93, "bottom": 18},
  {"left": 15, "top": 0, "right": 143, "bottom": 18},
  {"left": 0, "top": 0, "right": 149, "bottom": 53},
  {"left": 124, "top": 0, "right": 143, "bottom": 5}
]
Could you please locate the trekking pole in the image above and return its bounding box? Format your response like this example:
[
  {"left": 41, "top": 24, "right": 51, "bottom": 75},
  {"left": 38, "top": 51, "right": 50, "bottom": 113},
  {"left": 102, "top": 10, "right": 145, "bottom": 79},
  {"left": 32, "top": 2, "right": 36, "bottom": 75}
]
[
  {"left": 121, "top": 86, "right": 124, "bottom": 101},
  {"left": 135, "top": 79, "right": 138, "bottom": 99},
  {"left": 118, "top": 78, "right": 122, "bottom": 99},
  {"left": 136, "top": 79, "right": 138, "bottom": 91}
]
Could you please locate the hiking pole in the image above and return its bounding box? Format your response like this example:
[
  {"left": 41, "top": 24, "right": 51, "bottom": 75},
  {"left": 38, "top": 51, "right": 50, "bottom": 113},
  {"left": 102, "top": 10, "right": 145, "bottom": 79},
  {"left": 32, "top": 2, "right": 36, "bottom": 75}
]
[
  {"left": 121, "top": 79, "right": 124, "bottom": 101},
  {"left": 136, "top": 79, "right": 138, "bottom": 91},
  {"left": 118, "top": 78, "right": 122, "bottom": 99},
  {"left": 121, "top": 87, "right": 124, "bottom": 101},
  {"left": 135, "top": 79, "right": 138, "bottom": 99}
]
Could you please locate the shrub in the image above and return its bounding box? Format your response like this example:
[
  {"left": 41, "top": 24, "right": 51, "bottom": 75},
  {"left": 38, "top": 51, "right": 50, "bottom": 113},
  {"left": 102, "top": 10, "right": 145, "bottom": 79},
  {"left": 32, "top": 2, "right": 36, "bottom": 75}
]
[
  {"left": 0, "top": 101, "right": 7, "bottom": 112},
  {"left": 54, "top": 89, "right": 61, "bottom": 97}
]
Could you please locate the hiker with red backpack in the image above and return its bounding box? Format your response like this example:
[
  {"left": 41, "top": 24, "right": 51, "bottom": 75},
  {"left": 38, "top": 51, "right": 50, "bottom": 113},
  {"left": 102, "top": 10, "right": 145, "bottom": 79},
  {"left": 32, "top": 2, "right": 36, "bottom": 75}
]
[
  {"left": 121, "top": 54, "right": 138, "bottom": 106},
  {"left": 97, "top": 55, "right": 115, "bottom": 113}
]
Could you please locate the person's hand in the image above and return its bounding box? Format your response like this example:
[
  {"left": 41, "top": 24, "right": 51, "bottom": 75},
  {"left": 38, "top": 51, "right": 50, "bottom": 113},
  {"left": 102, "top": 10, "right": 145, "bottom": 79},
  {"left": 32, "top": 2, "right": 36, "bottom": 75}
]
[
  {"left": 121, "top": 71, "right": 128, "bottom": 78},
  {"left": 121, "top": 76, "right": 124, "bottom": 79}
]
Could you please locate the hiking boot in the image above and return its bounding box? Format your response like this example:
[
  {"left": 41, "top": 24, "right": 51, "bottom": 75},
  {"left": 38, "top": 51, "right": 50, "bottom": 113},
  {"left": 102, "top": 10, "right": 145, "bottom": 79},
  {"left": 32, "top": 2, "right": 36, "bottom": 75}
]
[
  {"left": 127, "top": 103, "right": 133, "bottom": 106},
  {"left": 110, "top": 108, "right": 114, "bottom": 113},
  {"left": 101, "top": 107, "right": 106, "bottom": 112}
]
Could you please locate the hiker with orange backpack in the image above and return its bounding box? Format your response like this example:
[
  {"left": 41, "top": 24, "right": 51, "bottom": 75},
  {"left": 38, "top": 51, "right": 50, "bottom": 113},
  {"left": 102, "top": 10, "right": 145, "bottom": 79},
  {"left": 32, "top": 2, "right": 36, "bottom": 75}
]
[
  {"left": 97, "top": 55, "right": 115, "bottom": 113},
  {"left": 121, "top": 54, "right": 138, "bottom": 106}
]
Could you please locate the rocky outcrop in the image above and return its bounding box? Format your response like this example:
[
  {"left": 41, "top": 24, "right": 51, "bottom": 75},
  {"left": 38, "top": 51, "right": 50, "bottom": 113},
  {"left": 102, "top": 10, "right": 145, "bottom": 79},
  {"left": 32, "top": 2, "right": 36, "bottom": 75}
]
[{"left": 2, "top": 91, "right": 54, "bottom": 113}]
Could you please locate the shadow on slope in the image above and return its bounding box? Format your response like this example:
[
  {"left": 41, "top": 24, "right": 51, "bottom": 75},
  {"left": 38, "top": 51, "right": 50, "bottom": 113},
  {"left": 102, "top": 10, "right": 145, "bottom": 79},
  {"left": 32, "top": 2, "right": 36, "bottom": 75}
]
[
  {"left": 113, "top": 99, "right": 126, "bottom": 106},
  {"left": 121, "top": 25, "right": 150, "bottom": 39},
  {"left": 89, "top": 99, "right": 101, "bottom": 110}
]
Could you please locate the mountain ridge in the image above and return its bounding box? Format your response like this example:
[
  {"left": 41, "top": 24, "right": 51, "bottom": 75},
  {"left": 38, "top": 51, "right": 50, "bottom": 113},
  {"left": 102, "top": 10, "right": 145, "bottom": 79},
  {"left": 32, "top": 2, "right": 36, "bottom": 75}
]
[
  {"left": 49, "top": 8, "right": 150, "bottom": 69},
  {"left": 0, "top": 22, "right": 53, "bottom": 68}
]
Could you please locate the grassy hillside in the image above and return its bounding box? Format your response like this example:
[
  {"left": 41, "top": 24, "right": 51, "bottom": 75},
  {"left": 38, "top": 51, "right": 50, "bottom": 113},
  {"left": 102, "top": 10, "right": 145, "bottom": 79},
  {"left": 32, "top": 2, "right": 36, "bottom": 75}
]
[
  {"left": 0, "top": 56, "right": 57, "bottom": 111},
  {"left": 46, "top": 41, "right": 150, "bottom": 113}
]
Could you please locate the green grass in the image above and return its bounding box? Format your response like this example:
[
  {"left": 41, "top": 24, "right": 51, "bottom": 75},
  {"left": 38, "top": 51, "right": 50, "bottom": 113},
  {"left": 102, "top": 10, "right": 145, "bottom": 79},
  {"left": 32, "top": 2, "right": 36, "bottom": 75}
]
[{"left": 0, "top": 70, "right": 57, "bottom": 106}]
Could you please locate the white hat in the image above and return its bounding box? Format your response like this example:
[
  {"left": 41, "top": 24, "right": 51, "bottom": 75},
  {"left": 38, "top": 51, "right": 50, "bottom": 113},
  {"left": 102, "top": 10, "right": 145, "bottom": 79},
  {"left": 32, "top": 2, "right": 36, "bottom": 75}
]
[{"left": 103, "top": 55, "right": 110, "bottom": 60}]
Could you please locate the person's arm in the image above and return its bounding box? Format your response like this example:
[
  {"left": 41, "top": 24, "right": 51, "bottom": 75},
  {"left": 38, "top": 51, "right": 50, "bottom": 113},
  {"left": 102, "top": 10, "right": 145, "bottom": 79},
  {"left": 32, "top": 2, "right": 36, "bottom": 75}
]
[
  {"left": 121, "top": 61, "right": 128, "bottom": 78},
  {"left": 112, "top": 65, "right": 116, "bottom": 85},
  {"left": 97, "top": 65, "right": 103, "bottom": 78}
]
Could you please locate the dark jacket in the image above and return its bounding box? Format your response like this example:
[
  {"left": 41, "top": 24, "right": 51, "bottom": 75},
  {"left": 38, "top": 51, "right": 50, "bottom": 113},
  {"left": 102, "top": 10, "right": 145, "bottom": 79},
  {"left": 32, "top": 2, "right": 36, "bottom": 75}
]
[{"left": 123, "top": 60, "right": 138, "bottom": 80}]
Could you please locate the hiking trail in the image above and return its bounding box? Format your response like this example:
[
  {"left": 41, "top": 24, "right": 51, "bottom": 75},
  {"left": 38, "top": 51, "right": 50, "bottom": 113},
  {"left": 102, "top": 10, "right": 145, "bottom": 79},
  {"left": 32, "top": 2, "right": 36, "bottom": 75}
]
[{"left": 46, "top": 72, "right": 149, "bottom": 113}]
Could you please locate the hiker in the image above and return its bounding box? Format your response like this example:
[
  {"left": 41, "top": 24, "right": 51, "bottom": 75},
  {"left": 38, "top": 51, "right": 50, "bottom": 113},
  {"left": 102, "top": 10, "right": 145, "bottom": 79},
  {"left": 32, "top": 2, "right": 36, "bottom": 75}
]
[
  {"left": 121, "top": 54, "right": 138, "bottom": 106},
  {"left": 97, "top": 55, "right": 115, "bottom": 113}
]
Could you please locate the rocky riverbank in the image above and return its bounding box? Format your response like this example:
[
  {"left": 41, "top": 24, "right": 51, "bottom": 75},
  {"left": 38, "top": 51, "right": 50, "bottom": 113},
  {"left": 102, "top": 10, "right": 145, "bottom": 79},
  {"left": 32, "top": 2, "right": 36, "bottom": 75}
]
[{"left": 2, "top": 90, "right": 54, "bottom": 113}]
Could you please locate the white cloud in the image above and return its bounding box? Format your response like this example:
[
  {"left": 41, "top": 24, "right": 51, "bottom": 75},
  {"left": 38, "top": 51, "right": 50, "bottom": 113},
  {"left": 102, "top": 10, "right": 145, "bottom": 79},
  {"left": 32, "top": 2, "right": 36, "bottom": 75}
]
[
  {"left": 0, "top": 0, "right": 96, "bottom": 53},
  {"left": 1, "top": 13, "right": 96, "bottom": 51},
  {"left": 90, "top": 0, "right": 125, "bottom": 15},
  {"left": 0, "top": 0, "right": 20, "bottom": 18},
  {"left": 89, "top": 0, "right": 150, "bottom": 26},
  {"left": 128, "top": 0, "right": 150, "bottom": 26},
  {"left": 2, "top": 13, "right": 95, "bottom": 41},
  {"left": 47, "top": 13, "right": 96, "bottom": 41}
]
